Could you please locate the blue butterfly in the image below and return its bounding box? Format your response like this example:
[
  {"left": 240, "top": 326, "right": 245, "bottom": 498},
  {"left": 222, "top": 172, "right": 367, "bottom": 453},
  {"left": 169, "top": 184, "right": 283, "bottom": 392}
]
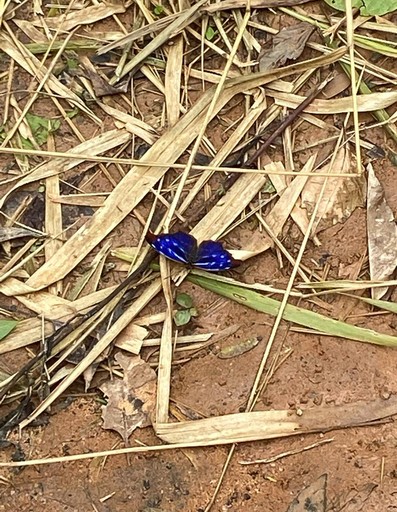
[{"left": 146, "top": 231, "right": 241, "bottom": 271}]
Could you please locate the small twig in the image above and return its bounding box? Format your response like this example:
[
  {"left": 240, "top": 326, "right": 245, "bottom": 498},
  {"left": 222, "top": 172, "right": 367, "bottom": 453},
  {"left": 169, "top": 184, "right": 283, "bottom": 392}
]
[
  {"left": 245, "top": 76, "right": 332, "bottom": 165},
  {"left": 239, "top": 438, "right": 334, "bottom": 465}
]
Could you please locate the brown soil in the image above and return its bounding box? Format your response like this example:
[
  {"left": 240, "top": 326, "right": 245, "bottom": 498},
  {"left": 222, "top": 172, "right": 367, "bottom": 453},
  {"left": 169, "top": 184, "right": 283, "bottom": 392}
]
[{"left": 1, "top": 2, "right": 397, "bottom": 512}]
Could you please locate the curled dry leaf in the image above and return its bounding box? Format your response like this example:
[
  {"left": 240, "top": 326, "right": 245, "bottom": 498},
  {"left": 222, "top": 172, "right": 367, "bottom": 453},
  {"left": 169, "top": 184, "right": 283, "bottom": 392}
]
[
  {"left": 367, "top": 163, "right": 397, "bottom": 300},
  {"left": 80, "top": 56, "right": 128, "bottom": 97},
  {"left": 258, "top": 22, "right": 315, "bottom": 72},
  {"left": 100, "top": 352, "right": 157, "bottom": 442},
  {"left": 300, "top": 146, "right": 366, "bottom": 235}
]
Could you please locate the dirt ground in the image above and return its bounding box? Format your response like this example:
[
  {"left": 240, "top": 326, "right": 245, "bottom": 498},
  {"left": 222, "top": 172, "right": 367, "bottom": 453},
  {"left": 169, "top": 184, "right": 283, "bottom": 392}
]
[{"left": 1, "top": 2, "right": 397, "bottom": 512}]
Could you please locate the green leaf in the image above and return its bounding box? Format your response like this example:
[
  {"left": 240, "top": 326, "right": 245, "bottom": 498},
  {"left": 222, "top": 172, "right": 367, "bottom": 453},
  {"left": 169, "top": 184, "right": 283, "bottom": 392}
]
[
  {"left": 176, "top": 292, "right": 193, "bottom": 309},
  {"left": 205, "top": 26, "right": 216, "bottom": 41},
  {"left": 66, "top": 107, "right": 80, "bottom": 119},
  {"left": 66, "top": 57, "right": 79, "bottom": 70},
  {"left": 0, "top": 320, "right": 18, "bottom": 341},
  {"left": 323, "top": 0, "right": 397, "bottom": 16},
  {"left": 21, "top": 137, "right": 34, "bottom": 150},
  {"left": 189, "top": 307, "right": 198, "bottom": 317},
  {"left": 153, "top": 4, "right": 164, "bottom": 15},
  {"left": 344, "top": 294, "right": 397, "bottom": 314},
  {"left": 262, "top": 179, "right": 276, "bottom": 194},
  {"left": 26, "top": 113, "right": 61, "bottom": 146},
  {"left": 187, "top": 272, "right": 397, "bottom": 347},
  {"left": 388, "top": 150, "right": 397, "bottom": 167},
  {"left": 174, "top": 309, "right": 191, "bottom": 326}
]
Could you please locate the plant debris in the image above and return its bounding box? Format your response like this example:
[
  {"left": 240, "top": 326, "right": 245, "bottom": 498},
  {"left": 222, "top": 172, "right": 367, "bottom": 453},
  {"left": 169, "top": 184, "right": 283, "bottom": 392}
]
[
  {"left": 366, "top": 163, "right": 397, "bottom": 299},
  {"left": 258, "top": 22, "right": 315, "bottom": 72},
  {"left": 100, "top": 353, "right": 157, "bottom": 442}
]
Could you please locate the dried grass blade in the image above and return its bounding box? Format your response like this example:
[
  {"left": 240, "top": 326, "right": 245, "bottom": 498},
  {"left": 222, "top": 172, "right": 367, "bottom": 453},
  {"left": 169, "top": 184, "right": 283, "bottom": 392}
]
[
  {"left": 165, "top": 35, "right": 184, "bottom": 126},
  {"left": 271, "top": 90, "right": 397, "bottom": 113},
  {"left": 40, "top": 2, "right": 126, "bottom": 31},
  {"left": 204, "top": 0, "right": 311, "bottom": 13},
  {"left": 98, "top": 102, "right": 157, "bottom": 144},
  {"left": 179, "top": 93, "right": 268, "bottom": 214},
  {"left": 110, "top": 0, "right": 207, "bottom": 82},
  {"left": 0, "top": 31, "right": 98, "bottom": 121},
  {"left": 265, "top": 156, "right": 315, "bottom": 236},
  {"left": 19, "top": 278, "right": 164, "bottom": 429},
  {"left": 97, "top": 12, "right": 180, "bottom": 54},
  {"left": 156, "top": 259, "right": 174, "bottom": 423},
  {"left": 25, "top": 49, "right": 345, "bottom": 291},
  {"left": 0, "top": 129, "right": 131, "bottom": 209},
  {"left": 155, "top": 395, "right": 397, "bottom": 444},
  {"left": 0, "top": 286, "right": 120, "bottom": 355},
  {"left": 191, "top": 172, "right": 268, "bottom": 243}
]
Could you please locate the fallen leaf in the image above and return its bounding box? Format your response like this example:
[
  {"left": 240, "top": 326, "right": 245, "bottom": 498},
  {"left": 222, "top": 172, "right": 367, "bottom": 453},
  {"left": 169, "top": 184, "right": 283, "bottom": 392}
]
[
  {"left": 218, "top": 336, "right": 261, "bottom": 359},
  {"left": 300, "top": 146, "right": 366, "bottom": 234},
  {"left": 0, "top": 227, "right": 43, "bottom": 243},
  {"left": 367, "top": 163, "right": 397, "bottom": 299},
  {"left": 100, "top": 352, "right": 156, "bottom": 442},
  {"left": 80, "top": 56, "right": 128, "bottom": 97},
  {"left": 324, "top": 0, "right": 396, "bottom": 16},
  {"left": 258, "top": 22, "right": 315, "bottom": 72},
  {"left": 322, "top": 71, "right": 351, "bottom": 99},
  {"left": 333, "top": 483, "right": 377, "bottom": 512},
  {"left": 287, "top": 474, "right": 327, "bottom": 512}
]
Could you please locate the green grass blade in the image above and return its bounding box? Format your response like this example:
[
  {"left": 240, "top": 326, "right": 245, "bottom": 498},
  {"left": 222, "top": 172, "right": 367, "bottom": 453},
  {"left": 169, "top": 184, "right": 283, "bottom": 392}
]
[
  {"left": 342, "top": 294, "right": 397, "bottom": 314},
  {"left": 0, "top": 320, "right": 18, "bottom": 341},
  {"left": 187, "top": 273, "right": 397, "bottom": 347}
]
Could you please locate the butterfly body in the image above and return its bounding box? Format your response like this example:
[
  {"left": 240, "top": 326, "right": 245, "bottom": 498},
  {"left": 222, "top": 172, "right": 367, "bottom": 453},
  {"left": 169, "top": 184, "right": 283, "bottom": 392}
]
[{"left": 146, "top": 231, "right": 240, "bottom": 271}]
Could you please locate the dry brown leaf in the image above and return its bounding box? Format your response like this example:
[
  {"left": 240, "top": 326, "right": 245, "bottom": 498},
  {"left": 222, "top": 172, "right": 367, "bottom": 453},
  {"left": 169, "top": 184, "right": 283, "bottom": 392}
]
[
  {"left": 287, "top": 474, "right": 327, "bottom": 512},
  {"left": 259, "top": 22, "right": 315, "bottom": 72},
  {"left": 80, "top": 56, "right": 128, "bottom": 97},
  {"left": 100, "top": 352, "right": 157, "bottom": 442},
  {"left": 367, "top": 163, "right": 397, "bottom": 299},
  {"left": 322, "top": 71, "right": 351, "bottom": 99},
  {"left": 300, "top": 146, "right": 366, "bottom": 234}
]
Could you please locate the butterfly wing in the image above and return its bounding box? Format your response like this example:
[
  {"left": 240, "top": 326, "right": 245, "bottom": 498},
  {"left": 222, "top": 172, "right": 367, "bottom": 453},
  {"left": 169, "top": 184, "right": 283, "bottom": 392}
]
[
  {"left": 194, "top": 240, "right": 240, "bottom": 271},
  {"left": 146, "top": 231, "right": 197, "bottom": 265}
]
